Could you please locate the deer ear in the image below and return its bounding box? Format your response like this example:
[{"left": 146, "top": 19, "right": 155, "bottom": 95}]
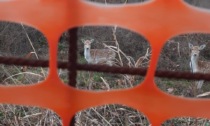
[
  {"left": 81, "top": 39, "right": 85, "bottom": 43},
  {"left": 90, "top": 39, "right": 94, "bottom": 43},
  {"left": 199, "top": 44, "right": 206, "bottom": 50},
  {"left": 188, "top": 43, "right": 193, "bottom": 49}
]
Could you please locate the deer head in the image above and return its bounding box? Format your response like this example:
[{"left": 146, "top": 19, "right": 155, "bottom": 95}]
[
  {"left": 189, "top": 43, "right": 206, "bottom": 61},
  {"left": 82, "top": 39, "right": 94, "bottom": 50}
]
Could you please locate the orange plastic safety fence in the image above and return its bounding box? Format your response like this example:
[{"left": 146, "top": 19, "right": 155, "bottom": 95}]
[{"left": 0, "top": 0, "right": 210, "bottom": 125}]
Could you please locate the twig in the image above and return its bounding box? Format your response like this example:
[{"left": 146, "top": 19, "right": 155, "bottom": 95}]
[
  {"left": 177, "top": 42, "right": 181, "bottom": 57},
  {"left": 124, "top": 0, "right": 128, "bottom": 4},
  {"left": 22, "top": 113, "right": 42, "bottom": 119},
  {"left": 100, "top": 77, "right": 110, "bottom": 90},
  {"left": 91, "top": 108, "right": 112, "bottom": 126},
  {"left": 21, "top": 24, "right": 39, "bottom": 59},
  {"left": 21, "top": 23, "right": 46, "bottom": 78},
  {"left": 196, "top": 91, "right": 210, "bottom": 98},
  {"left": 3, "top": 72, "right": 44, "bottom": 83},
  {"left": 112, "top": 26, "right": 124, "bottom": 66},
  {"left": 1, "top": 65, "right": 16, "bottom": 84}
]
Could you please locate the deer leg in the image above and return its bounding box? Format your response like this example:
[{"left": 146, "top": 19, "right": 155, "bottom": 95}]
[
  {"left": 88, "top": 72, "right": 94, "bottom": 90},
  {"left": 197, "top": 80, "right": 204, "bottom": 89}
]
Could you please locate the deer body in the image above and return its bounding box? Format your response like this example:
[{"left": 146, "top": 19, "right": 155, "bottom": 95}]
[
  {"left": 189, "top": 43, "right": 209, "bottom": 89},
  {"left": 83, "top": 39, "right": 116, "bottom": 65}
]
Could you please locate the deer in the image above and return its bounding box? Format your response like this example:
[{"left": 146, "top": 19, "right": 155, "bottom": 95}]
[
  {"left": 82, "top": 39, "right": 116, "bottom": 66},
  {"left": 189, "top": 43, "right": 210, "bottom": 89}
]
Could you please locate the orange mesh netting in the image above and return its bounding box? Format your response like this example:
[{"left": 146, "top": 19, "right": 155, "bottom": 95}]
[{"left": 0, "top": 0, "right": 210, "bottom": 125}]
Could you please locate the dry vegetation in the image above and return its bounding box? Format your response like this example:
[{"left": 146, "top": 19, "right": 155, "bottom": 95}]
[
  {"left": 156, "top": 34, "right": 210, "bottom": 97},
  {"left": 74, "top": 26, "right": 151, "bottom": 125},
  {"left": 0, "top": 0, "right": 210, "bottom": 126},
  {"left": 0, "top": 22, "right": 61, "bottom": 125},
  {"left": 59, "top": 26, "right": 151, "bottom": 125}
]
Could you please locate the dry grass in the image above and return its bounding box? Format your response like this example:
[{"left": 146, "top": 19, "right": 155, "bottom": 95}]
[
  {"left": 1, "top": 23, "right": 210, "bottom": 125},
  {"left": 74, "top": 26, "right": 151, "bottom": 125},
  {"left": 0, "top": 104, "right": 62, "bottom": 126},
  {"left": 0, "top": 23, "right": 62, "bottom": 125},
  {"left": 0, "top": 64, "right": 62, "bottom": 126},
  {"left": 163, "top": 117, "right": 210, "bottom": 126},
  {"left": 75, "top": 104, "right": 149, "bottom": 126},
  {"left": 74, "top": 27, "right": 210, "bottom": 125}
]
